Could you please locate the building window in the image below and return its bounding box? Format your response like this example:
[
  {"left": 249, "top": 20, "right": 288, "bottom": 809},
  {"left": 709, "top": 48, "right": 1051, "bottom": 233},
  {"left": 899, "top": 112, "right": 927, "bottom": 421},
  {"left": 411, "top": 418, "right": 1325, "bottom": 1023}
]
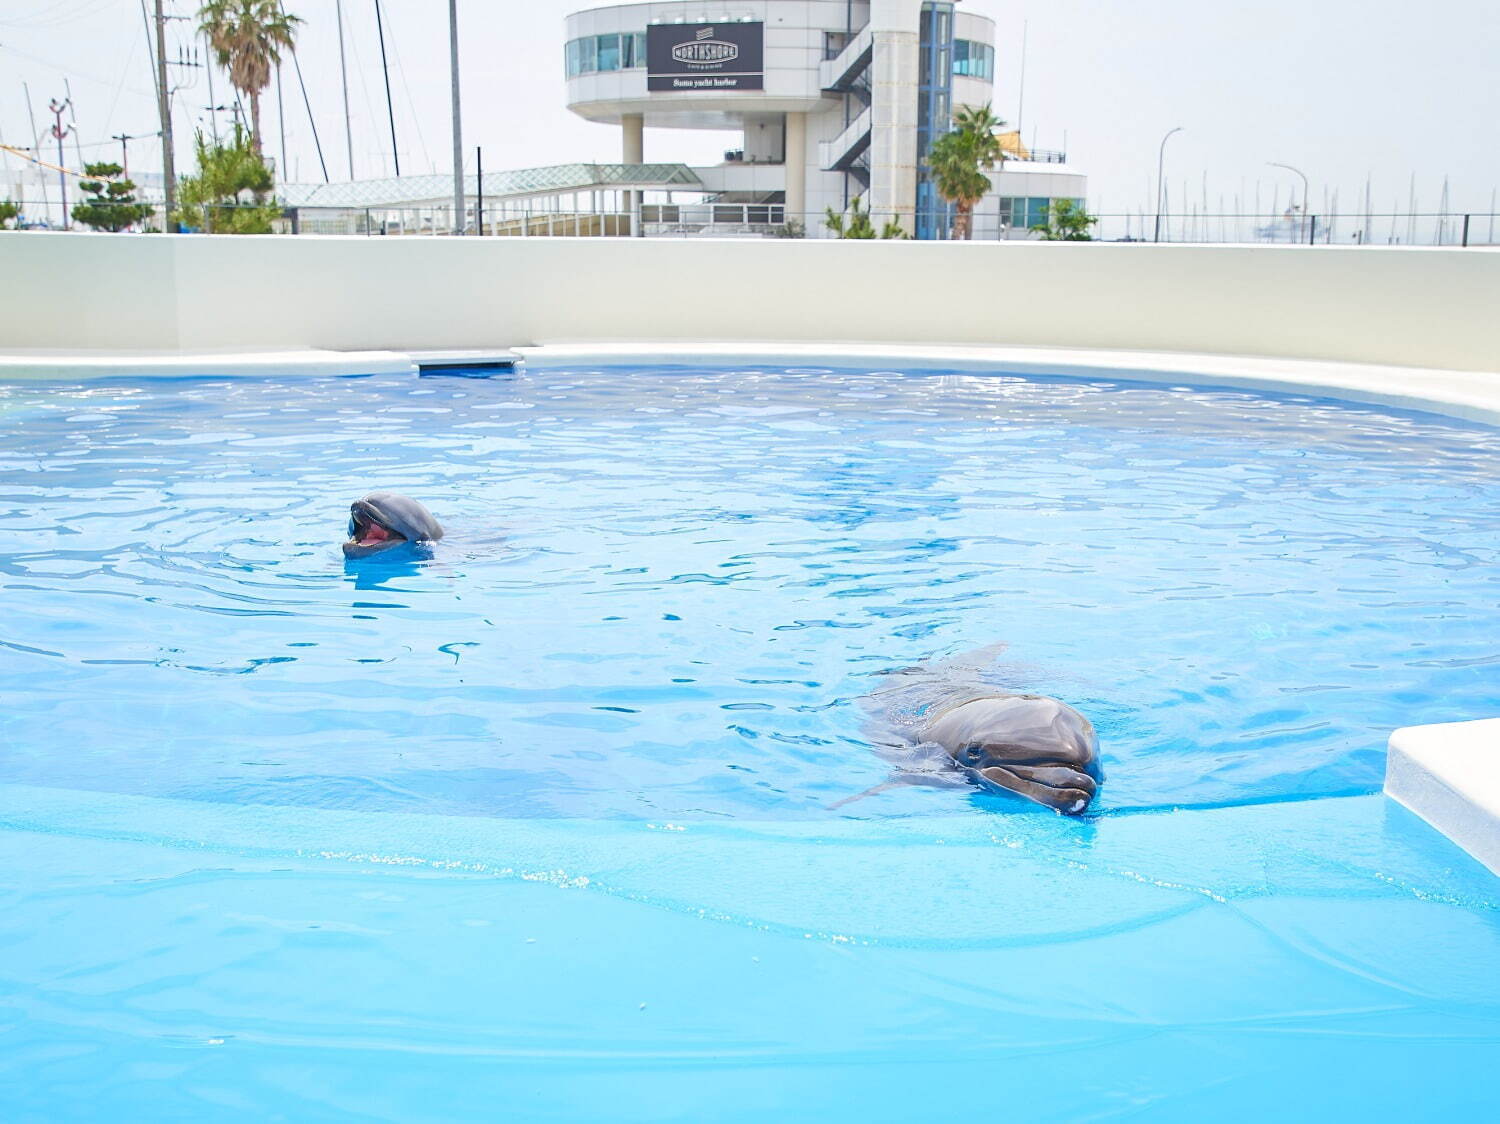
[
  {"left": 597, "top": 33, "right": 621, "bottom": 72},
  {"left": 953, "top": 40, "right": 993, "bottom": 81},
  {"left": 998, "top": 197, "right": 1073, "bottom": 231},
  {"left": 565, "top": 32, "right": 648, "bottom": 78}
]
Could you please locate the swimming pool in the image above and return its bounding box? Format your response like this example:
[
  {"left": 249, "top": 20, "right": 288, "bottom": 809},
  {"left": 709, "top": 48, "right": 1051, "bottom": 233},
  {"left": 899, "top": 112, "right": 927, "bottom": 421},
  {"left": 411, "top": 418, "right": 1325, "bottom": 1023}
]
[{"left": 2, "top": 363, "right": 1498, "bottom": 1120}]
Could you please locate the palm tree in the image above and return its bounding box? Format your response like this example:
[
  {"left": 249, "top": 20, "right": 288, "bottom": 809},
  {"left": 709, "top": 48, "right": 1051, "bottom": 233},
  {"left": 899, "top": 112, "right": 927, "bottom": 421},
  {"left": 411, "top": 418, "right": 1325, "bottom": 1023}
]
[
  {"left": 198, "top": 0, "right": 301, "bottom": 159},
  {"left": 927, "top": 103, "right": 1005, "bottom": 240},
  {"left": 824, "top": 196, "right": 910, "bottom": 239}
]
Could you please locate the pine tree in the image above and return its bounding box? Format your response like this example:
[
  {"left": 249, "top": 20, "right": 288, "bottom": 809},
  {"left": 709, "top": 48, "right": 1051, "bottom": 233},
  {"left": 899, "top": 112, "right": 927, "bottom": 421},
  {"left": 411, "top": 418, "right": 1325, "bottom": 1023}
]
[
  {"left": 173, "top": 126, "right": 282, "bottom": 234},
  {"left": 72, "top": 163, "right": 155, "bottom": 232}
]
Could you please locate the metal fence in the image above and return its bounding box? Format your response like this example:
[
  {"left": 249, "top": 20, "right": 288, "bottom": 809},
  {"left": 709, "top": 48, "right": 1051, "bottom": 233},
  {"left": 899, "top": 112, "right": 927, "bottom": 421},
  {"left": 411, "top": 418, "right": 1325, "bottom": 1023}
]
[
  {"left": 8, "top": 201, "right": 1500, "bottom": 246},
  {"left": 1085, "top": 212, "right": 1500, "bottom": 246},
  {"left": 281, "top": 207, "right": 1500, "bottom": 244}
]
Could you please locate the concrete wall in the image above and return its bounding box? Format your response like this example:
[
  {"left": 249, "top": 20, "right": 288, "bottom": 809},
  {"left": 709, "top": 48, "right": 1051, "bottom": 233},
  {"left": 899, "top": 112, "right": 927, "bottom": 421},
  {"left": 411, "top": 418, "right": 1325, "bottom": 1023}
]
[{"left": 2, "top": 232, "right": 1498, "bottom": 374}]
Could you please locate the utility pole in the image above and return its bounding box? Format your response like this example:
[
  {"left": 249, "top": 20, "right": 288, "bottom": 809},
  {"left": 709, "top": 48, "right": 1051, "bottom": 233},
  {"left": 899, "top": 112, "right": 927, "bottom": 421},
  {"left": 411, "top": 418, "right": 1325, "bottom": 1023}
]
[
  {"left": 112, "top": 132, "right": 155, "bottom": 179},
  {"left": 154, "top": 0, "right": 177, "bottom": 231},
  {"left": 202, "top": 34, "right": 219, "bottom": 142},
  {"left": 22, "top": 82, "right": 49, "bottom": 220},
  {"left": 48, "top": 97, "right": 73, "bottom": 229},
  {"left": 449, "top": 0, "right": 464, "bottom": 233}
]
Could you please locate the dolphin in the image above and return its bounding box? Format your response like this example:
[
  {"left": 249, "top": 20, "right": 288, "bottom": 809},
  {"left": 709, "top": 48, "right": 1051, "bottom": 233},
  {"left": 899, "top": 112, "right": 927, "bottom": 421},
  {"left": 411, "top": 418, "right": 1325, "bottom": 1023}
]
[
  {"left": 342, "top": 492, "right": 445, "bottom": 559},
  {"left": 852, "top": 645, "right": 1103, "bottom": 815}
]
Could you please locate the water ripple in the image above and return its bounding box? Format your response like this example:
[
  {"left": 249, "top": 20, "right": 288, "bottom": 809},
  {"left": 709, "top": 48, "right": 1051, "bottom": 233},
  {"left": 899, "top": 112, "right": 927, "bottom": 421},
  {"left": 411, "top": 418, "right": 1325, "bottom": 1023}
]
[{"left": 0, "top": 367, "right": 1497, "bottom": 820}]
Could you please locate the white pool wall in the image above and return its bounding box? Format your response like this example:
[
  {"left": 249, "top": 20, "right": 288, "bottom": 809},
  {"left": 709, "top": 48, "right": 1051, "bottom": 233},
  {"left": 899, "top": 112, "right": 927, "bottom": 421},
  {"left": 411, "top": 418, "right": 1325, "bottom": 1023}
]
[{"left": 3, "top": 232, "right": 1499, "bottom": 374}]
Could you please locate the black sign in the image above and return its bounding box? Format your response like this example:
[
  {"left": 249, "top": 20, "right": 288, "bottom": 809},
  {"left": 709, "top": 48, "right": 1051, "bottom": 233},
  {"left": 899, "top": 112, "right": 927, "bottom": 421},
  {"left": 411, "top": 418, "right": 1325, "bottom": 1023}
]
[{"left": 647, "top": 22, "right": 764, "bottom": 91}]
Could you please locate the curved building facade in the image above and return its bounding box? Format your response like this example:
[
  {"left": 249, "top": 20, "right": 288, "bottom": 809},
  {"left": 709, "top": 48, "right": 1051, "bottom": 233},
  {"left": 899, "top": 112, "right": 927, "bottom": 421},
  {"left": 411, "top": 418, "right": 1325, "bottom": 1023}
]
[{"left": 564, "top": 0, "right": 1084, "bottom": 238}]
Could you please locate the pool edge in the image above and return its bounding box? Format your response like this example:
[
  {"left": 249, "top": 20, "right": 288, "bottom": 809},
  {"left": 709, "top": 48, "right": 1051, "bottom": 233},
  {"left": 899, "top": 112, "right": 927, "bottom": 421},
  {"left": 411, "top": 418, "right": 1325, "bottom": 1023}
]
[{"left": 516, "top": 342, "right": 1500, "bottom": 427}]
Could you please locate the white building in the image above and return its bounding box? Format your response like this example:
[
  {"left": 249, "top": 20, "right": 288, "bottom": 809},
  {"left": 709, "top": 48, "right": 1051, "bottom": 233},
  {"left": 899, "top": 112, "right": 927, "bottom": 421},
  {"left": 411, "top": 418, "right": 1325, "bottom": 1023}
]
[{"left": 564, "top": 0, "right": 1085, "bottom": 238}]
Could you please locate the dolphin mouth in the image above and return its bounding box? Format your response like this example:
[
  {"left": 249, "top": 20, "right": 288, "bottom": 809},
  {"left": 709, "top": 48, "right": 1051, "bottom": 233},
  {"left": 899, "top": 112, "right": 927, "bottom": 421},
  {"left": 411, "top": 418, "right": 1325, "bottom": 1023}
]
[
  {"left": 346, "top": 504, "right": 408, "bottom": 551},
  {"left": 973, "top": 760, "right": 1099, "bottom": 816}
]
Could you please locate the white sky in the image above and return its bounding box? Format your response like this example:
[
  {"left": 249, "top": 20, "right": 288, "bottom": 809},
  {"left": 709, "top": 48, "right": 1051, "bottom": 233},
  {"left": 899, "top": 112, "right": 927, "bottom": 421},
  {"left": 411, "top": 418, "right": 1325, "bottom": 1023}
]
[{"left": 2, "top": 0, "right": 1497, "bottom": 218}]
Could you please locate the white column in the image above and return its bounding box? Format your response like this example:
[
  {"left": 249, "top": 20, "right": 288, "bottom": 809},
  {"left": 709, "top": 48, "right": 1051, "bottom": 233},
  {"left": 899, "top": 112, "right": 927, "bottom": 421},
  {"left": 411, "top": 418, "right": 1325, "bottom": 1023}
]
[
  {"left": 622, "top": 114, "right": 644, "bottom": 164},
  {"left": 868, "top": 0, "right": 923, "bottom": 235},
  {"left": 622, "top": 114, "right": 644, "bottom": 237},
  {"left": 784, "top": 112, "right": 807, "bottom": 229}
]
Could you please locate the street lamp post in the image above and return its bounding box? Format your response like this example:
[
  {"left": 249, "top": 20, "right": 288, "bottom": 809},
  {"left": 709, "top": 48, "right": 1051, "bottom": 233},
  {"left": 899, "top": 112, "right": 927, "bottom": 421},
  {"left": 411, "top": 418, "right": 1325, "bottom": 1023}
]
[
  {"left": 1154, "top": 126, "right": 1183, "bottom": 243},
  {"left": 1267, "top": 162, "right": 1308, "bottom": 241}
]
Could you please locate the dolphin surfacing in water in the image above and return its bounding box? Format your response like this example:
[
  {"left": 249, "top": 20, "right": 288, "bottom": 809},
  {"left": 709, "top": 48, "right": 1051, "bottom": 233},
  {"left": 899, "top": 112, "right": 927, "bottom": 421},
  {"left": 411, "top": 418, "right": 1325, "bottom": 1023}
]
[
  {"left": 342, "top": 492, "right": 445, "bottom": 559},
  {"left": 857, "top": 646, "right": 1103, "bottom": 815}
]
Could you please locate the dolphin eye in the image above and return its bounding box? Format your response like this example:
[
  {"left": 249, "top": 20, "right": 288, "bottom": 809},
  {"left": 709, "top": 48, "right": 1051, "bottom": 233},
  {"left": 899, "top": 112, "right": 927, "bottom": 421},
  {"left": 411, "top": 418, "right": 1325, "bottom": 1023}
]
[{"left": 961, "top": 746, "right": 986, "bottom": 765}]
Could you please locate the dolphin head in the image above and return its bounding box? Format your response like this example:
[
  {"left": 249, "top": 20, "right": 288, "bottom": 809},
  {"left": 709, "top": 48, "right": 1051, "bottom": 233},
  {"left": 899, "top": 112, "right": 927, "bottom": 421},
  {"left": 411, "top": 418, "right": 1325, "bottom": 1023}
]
[
  {"left": 924, "top": 695, "right": 1103, "bottom": 815},
  {"left": 343, "top": 492, "right": 445, "bottom": 559}
]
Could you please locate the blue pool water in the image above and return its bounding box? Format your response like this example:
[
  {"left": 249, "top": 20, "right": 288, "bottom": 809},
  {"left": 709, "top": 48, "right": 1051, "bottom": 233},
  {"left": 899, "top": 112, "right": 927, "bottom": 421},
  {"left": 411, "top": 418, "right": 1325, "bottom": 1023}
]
[{"left": 1, "top": 363, "right": 1498, "bottom": 1120}]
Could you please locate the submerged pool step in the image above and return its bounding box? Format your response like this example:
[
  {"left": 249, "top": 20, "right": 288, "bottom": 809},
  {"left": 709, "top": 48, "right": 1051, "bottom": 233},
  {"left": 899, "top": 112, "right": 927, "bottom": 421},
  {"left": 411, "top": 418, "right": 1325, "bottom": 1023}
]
[{"left": 410, "top": 349, "right": 523, "bottom": 377}]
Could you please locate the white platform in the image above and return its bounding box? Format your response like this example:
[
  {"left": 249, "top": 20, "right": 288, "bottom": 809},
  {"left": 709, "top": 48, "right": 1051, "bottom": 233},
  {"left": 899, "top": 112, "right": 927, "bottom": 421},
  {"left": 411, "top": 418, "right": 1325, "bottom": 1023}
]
[
  {"left": 1386, "top": 719, "right": 1500, "bottom": 874},
  {"left": 0, "top": 347, "right": 415, "bottom": 380}
]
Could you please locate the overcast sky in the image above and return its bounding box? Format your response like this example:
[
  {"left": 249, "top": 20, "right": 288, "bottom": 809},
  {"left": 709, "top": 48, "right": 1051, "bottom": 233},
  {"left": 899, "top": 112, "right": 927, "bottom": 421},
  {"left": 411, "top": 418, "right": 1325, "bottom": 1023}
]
[{"left": 3, "top": 0, "right": 1497, "bottom": 219}]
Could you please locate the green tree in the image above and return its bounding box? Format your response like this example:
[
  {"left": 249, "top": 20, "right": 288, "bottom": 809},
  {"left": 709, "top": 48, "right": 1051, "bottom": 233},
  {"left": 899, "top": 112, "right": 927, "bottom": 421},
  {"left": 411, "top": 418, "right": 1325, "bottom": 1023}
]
[
  {"left": 823, "top": 196, "right": 908, "bottom": 239},
  {"left": 927, "top": 103, "right": 1005, "bottom": 240},
  {"left": 0, "top": 199, "right": 19, "bottom": 229},
  {"left": 71, "top": 163, "right": 155, "bottom": 232},
  {"left": 1032, "top": 198, "right": 1098, "bottom": 241},
  {"left": 198, "top": 0, "right": 301, "bottom": 157},
  {"left": 173, "top": 126, "right": 282, "bottom": 233}
]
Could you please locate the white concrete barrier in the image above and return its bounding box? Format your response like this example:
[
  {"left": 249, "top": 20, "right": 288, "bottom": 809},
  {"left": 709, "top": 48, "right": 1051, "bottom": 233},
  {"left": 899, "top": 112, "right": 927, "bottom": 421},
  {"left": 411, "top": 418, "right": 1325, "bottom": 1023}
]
[
  {"left": 3, "top": 231, "right": 1499, "bottom": 374},
  {"left": 1386, "top": 720, "right": 1500, "bottom": 874}
]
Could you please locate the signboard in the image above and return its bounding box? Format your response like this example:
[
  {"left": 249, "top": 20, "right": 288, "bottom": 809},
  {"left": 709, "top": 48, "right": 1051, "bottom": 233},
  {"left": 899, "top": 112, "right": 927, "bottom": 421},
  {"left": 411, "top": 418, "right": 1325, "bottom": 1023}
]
[{"left": 647, "top": 22, "right": 764, "bottom": 91}]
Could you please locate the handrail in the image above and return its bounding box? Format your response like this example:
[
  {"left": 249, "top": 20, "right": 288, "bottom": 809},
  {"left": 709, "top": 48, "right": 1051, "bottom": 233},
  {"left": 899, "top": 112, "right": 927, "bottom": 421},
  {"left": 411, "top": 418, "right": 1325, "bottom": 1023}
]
[
  {"left": 818, "top": 106, "right": 872, "bottom": 172},
  {"left": 819, "top": 25, "right": 873, "bottom": 92}
]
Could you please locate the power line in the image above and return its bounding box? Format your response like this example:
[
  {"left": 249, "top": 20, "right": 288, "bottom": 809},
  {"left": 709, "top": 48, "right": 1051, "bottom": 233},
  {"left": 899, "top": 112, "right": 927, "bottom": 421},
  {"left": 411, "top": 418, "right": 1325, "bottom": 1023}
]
[
  {"left": 1, "top": 0, "right": 119, "bottom": 32},
  {"left": 385, "top": 5, "right": 431, "bottom": 172},
  {"left": 0, "top": 40, "right": 157, "bottom": 97}
]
